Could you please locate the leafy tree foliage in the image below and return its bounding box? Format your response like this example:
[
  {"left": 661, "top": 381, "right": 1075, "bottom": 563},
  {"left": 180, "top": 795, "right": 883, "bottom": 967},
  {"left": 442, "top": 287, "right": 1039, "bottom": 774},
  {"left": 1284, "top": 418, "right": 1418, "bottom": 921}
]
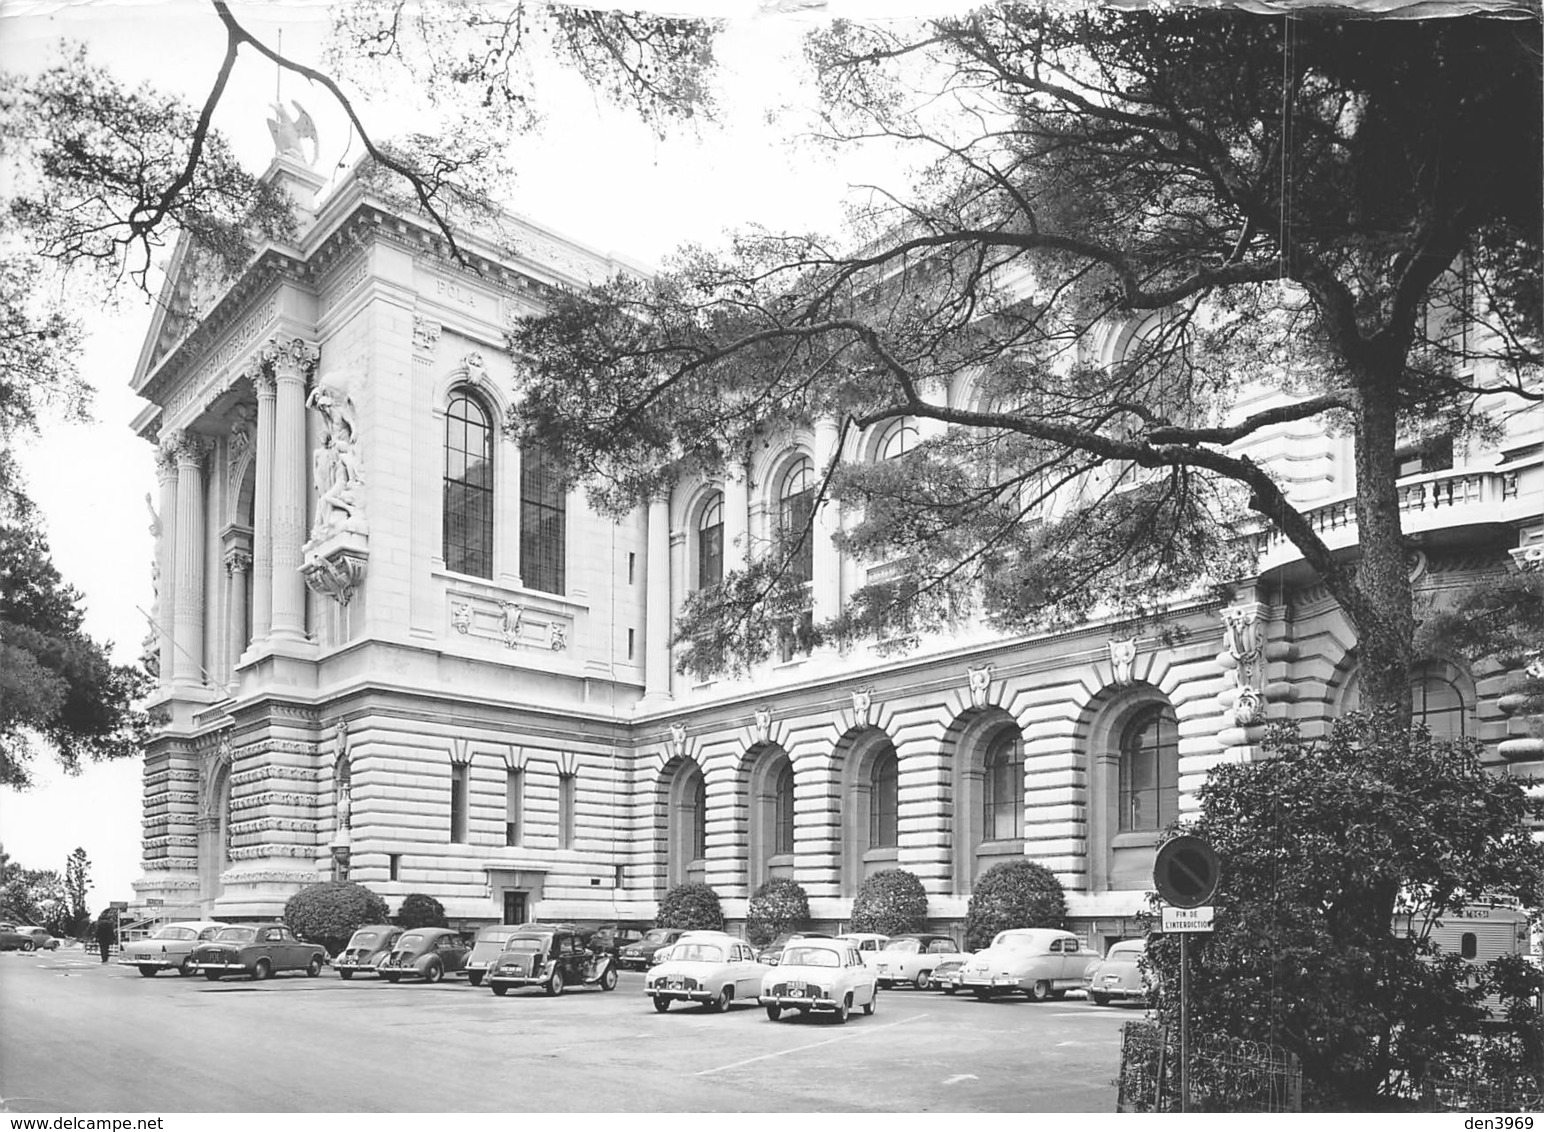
[
  {"left": 1143, "top": 711, "right": 1544, "bottom": 1110},
  {"left": 395, "top": 893, "right": 448, "bottom": 930},
  {"left": 283, "top": 880, "right": 390, "bottom": 956},
  {"left": 964, "top": 859, "right": 1067, "bottom": 951},
  {"left": 0, "top": 499, "right": 148, "bottom": 787},
  {"left": 850, "top": 868, "right": 929, "bottom": 936},
  {"left": 654, "top": 882, "right": 724, "bottom": 932},
  {"left": 746, "top": 877, "right": 810, "bottom": 946},
  {"left": 0, "top": 845, "right": 67, "bottom": 933},
  {"left": 63, "top": 847, "right": 91, "bottom": 937},
  {"left": 508, "top": 9, "right": 1541, "bottom": 718}
]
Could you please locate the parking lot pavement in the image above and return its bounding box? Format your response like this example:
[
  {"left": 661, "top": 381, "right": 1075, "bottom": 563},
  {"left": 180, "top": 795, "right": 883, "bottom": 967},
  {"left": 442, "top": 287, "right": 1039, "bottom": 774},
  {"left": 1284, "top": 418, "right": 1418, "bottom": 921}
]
[{"left": 0, "top": 952, "right": 1128, "bottom": 1112}]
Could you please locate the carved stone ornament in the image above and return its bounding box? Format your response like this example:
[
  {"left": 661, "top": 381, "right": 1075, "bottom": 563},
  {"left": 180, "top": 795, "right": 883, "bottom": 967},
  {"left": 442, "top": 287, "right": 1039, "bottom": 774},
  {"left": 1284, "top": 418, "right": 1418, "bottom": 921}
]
[
  {"left": 1232, "top": 683, "right": 1265, "bottom": 726},
  {"left": 851, "top": 686, "right": 873, "bottom": 729},
  {"left": 451, "top": 601, "right": 472, "bottom": 634},
  {"left": 412, "top": 317, "right": 442, "bottom": 356},
  {"left": 168, "top": 429, "right": 211, "bottom": 469},
  {"left": 267, "top": 100, "right": 319, "bottom": 166},
  {"left": 228, "top": 404, "right": 255, "bottom": 487},
  {"left": 308, "top": 369, "right": 367, "bottom": 541},
  {"left": 224, "top": 547, "right": 252, "bottom": 576},
  {"left": 1221, "top": 606, "right": 1261, "bottom": 663},
  {"left": 1511, "top": 542, "right": 1544, "bottom": 573},
  {"left": 462, "top": 351, "right": 488, "bottom": 382},
  {"left": 1108, "top": 638, "right": 1137, "bottom": 687},
  {"left": 753, "top": 706, "right": 772, "bottom": 745},
  {"left": 300, "top": 538, "right": 368, "bottom": 607},
  {"left": 549, "top": 622, "right": 567, "bottom": 652},
  {"left": 501, "top": 602, "right": 524, "bottom": 648},
  {"left": 968, "top": 665, "right": 992, "bottom": 710},
  {"left": 669, "top": 721, "right": 687, "bottom": 759}
]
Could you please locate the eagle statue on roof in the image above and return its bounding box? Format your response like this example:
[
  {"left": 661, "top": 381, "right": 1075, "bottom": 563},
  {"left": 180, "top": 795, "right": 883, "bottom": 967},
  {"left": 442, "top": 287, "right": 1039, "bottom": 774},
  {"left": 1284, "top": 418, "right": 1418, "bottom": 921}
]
[{"left": 267, "top": 100, "right": 319, "bottom": 167}]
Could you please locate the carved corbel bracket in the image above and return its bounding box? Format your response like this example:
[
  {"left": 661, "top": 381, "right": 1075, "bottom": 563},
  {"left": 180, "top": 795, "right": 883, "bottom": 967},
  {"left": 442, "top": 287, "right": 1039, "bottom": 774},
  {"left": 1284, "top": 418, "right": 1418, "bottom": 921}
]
[{"left": 301, "top": 531, "right": 369, "bottom": 607}]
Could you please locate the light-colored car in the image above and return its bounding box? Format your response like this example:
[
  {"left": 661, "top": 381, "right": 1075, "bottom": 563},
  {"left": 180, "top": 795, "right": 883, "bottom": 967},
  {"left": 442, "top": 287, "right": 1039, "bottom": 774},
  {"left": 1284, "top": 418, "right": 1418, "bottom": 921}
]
[
  {"left": 333, "top": 924, "right": 402, "bottom": 980},
  {"left": 462, "top": 924, "right": 526, "bottom": 986},
  {"left": 871, "top": 933, "right": 964, "bottom": 990},
  {"left": 933, "top": 951, "right": 972, "bottom": 994},
  {"left": 837, "top": 932, "right": 890, "bottom": 957},
  {"left": 957, "top": 928, "right": 1097, "bottom": 1002},
  {"left": 1085, "top": 938, "right": 1152, "bottom": 1006},
  {"left": 646, "top": 932, "right": 764, "bottom": 1013},
  {"left": 760, "top": 938, "right": 879, "bottom": 1024},
  {"left": 117, "top": 920, "right": 223, "bottom": 977}
]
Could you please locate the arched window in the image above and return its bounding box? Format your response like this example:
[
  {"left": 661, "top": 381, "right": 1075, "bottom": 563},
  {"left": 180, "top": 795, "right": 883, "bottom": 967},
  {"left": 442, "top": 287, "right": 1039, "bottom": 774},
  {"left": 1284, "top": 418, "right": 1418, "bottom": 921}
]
[
  {"left": 982, "top": 731, "right": 1024, "bottom": 841},
  {"left": 519, "top": 443, "right": 566, "bottom": 594},
  {"left": 774, "top": 762, "right": 796, "bottom": 855},
  {"left": 869, "top": 748, "right": 899, "bottom": 848},
  {"left": 1118, "top": 705, "right": 1178, "bottom": 833},
  {"left": 692, "top": 774, "right": 708, "bottom": 861},
  {"left": 1415, "top": 672, "right": 1467, "bottom": 741},
  {"left": 443, "top": 392, "right": 494, "bottom": 577},
  {"left": 778, "top": 457, "right": 815, "bottom": 584},
  {"left": 877, "top": 418, "right": 919, "bottom": 461},
  {"left": 697, "top": 492, "right": 724, "bottom": 589}
]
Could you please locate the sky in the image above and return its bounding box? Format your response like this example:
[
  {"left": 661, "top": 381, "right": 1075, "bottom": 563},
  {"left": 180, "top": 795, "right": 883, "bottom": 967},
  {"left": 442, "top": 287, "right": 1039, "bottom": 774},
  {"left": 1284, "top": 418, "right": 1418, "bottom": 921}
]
[{"left": 0, "top": 0, "right": 952, "bottom": 910}]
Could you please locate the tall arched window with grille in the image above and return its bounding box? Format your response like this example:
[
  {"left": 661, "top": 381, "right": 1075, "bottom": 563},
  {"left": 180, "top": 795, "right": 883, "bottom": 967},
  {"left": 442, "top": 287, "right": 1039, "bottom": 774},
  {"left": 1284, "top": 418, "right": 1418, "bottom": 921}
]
[
  {"left": 869, "top": 747, "right": 899, "bottom": 848},
  {"left": 697, "top": 492, "right": 724, "bottom": 589},
  {"left": 778, "top": 457, "right": 815, "bottom": 584},
  {"left": 775, "top": 762, "right": 796, "bottom": 855},
  {"left": 692, "top": 775, "right": 708, "bottom": 861},
  {"left": 982, "top": 731, "right": 1024, "bottom": 841},
  {"left": 1414, "top": 671, "right": 1468, "bottom": 741},
  {"left": 520, "top": 443, "right": 566, "bottom": 594},
  {"left": 1118, "top": 705, "right": 1178, "bottom": 832},
  {"left": 877, "top": 418, "right": 919, "bottom": 461},
  {"left": 443, "top": 391, "right": 494, "bottom": 578}
]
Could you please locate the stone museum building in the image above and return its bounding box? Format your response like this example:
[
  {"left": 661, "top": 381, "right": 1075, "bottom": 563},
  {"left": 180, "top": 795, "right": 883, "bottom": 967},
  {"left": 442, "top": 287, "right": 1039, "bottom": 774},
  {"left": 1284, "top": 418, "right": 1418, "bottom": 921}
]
[{"left": 127, "top": 145, "right": 1544, "bottom": 948}]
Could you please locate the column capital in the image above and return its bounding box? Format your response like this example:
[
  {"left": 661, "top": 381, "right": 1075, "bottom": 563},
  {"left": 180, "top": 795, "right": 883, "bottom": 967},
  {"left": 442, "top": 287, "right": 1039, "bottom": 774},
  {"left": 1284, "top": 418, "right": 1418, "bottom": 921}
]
[
  {"left": 224, "top": 547, "right": 253, "bottom": 576},
  {"left": 166, "top": 429, "right": 211, "bottom": 469},
  {"left": 260, "top": 336, "right": 319, "bottom": 384},
  {"left": 154, "top": 437, "right": 179, "bottom": 481}
]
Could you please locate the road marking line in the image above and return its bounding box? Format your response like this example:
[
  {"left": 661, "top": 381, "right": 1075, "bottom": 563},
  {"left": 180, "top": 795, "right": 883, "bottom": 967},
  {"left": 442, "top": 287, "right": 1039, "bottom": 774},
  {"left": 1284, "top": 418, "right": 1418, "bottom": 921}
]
[
  {"left": 942, "top": 1074, "right": 979, "bottom": 1085},
  {"left": 695, "top": 1013, "right": 927, "bottom": 1076}
]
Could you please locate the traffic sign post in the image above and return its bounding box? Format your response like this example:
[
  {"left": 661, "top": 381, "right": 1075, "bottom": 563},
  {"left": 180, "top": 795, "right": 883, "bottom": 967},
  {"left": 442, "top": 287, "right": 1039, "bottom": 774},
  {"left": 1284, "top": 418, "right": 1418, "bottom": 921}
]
[
  {"left": 1153, "top": 835, "right": 1222, "bottom": 1114},
  {"left": 1161, "top": 906, "right": 1215, "bottom": 933}
]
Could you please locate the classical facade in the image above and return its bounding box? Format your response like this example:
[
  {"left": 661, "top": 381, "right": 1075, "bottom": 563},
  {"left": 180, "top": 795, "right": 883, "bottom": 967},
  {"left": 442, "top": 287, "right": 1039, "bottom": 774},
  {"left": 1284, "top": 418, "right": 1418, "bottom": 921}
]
[{"left": 128, "top": 150, "right": 1544, "bottom": 949}]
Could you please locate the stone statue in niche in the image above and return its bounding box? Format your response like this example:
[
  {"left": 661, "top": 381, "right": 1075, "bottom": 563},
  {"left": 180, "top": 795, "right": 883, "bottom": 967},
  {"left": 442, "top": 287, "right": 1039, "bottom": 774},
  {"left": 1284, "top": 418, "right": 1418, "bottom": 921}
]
[
  {"left": 308, "top": 371, "right": 366, "bottom": 539},
  {"left": 968, "top": 665, "right": 992, "bottom": 709},
  {"left": 142, "top": 493, "right": 161, "bottom": 678}
]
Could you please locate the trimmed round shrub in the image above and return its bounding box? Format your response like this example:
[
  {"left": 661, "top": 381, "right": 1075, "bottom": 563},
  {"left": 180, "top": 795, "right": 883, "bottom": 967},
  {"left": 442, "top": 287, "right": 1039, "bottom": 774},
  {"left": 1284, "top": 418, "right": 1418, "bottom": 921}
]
[
  {"left": 283, "top": 881, "right": 390, "bottom": 956},
  {"left": 395, "top": 893, "right": 448, "bottom": 929},
  {"left": 654, "top": 882, "right": 724, "bottom": 931},
  {"left": 849, "top": 868, "right": 929, "bottom": 935},
  {"left": 746, "top": 877, "right": 810, "bottom": 946},
  {"left": 964, "top": 859, "right": 1067, "bottom": 951}
]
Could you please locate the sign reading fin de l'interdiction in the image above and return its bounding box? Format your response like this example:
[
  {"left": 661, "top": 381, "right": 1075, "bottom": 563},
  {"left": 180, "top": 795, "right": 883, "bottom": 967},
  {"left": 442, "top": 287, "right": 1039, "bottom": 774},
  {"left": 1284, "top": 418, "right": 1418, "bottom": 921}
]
[{"left": 1160, "top": 906, "right": 1215, "bottom": 933}]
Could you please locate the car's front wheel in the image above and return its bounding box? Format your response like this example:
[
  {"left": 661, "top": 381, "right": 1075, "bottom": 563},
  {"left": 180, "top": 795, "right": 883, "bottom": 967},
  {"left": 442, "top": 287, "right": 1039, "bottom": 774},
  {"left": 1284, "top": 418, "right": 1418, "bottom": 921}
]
[
  {"left": 137, "top": 965, "right": 159, "bottom": 977},
  {"left": 339, "top": 969, "right": 354, "bottom": 980},
  {"left": 423, "top": 959, "right": 444, "bottom": 984},
  {"left": 863, "top": 989, "right": 876, "bottom": 1017},
  {"left": 546, "top": 969, "right": 564, "bottom": 996},
  {"left": 467, "top": 971, "right": 484, "bottom": 987},
  {"left": 914, "top": 970, "right": 933, "bottom": 991},
  {"left": 177, "top": 957, "right": 196, "bottom": 977},
  {"left": 1027, "top": 980, "right": 1051, "bottom": 1002},
  {"left": 491, "top": 984, "right": 508, "bottom": 996},
  {"left": 204, "top": 971, "right": 222, "bottom": 982},
  {"left": 1091, "top": 992, "right": 1111, "bottom": 1006},
  {"left": 653, "top": 996, "right": 671, "bottom": 1013},
  {"left": 599, "top": 965, "right": 618, "bottom": 991},
  {"left": 765, "top": 1005, "right": 782, "bottom": 1021},
  {"left": 20, "top": 941, "right": 32, "bottom": 952},
  {"left": 306, "top": 956, "right": 323, "bottom": 978},
  {"left": 253, "top": 959, "right": 272, "bottom": 982},
  {"left": 714, "top": 986, "right": 733, "bottom": 1013},
  {"left": 834, "top": 995, "right": 851, "bottom": 1024}
]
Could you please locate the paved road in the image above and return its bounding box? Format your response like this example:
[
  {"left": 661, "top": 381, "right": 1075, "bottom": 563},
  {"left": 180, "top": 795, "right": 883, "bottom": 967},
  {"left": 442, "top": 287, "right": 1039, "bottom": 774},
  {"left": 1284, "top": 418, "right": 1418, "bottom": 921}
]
[{"left": 0, "top": 947, "right": 1132, "bottom": 1112}]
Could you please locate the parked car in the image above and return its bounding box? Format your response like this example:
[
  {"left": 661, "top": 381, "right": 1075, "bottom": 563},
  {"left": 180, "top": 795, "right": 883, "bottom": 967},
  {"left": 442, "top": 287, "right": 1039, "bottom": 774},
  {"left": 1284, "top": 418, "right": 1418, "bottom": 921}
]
[
  {"left": 487, "top": 925, "right": 617, "bottom": 996},
  {"left": 760, "top": 938, "right": 879, "bottom": 1024},
  {"left": 189, "top": 923, "right": 328, "bottom": 981},
  {"left": 462, "top": 924, "right": 528, "bottom": 986},
  {"left": 618, "top": 928, "right": 686, "bottom": 971},
  {"left": 589, "top": 924, "right": 646, "bottom": 957},
  {"left": 0, "top": 923, "right": 51, "bottom": 952},
  {"left": 377, "top": 927, "right": 470, "bottom": 984},
  {"left": 871, "top": 933, "right": 964, "bottom": 990},
  {"left": 957, "top": 928, "right": 1097, "bottom": 1001},
  {"left": 334, "top": 924, "right": 402, "bottom": 980},
  {"left": 933, "top": 950, "right": 972, "bottom": 994},
  {"left": 19, "top": 927, "right": 60, "bottom": 951},
  {"left": 757, "top": 931, "right": 832, "bottom": 966},
  {"left": 1085, "top": 938, "right": 1152, "bottom": 1006},
  {"left": 646, "top": 933, "right": 765, "bottom": 1013},
  {"left": 838, "top": 932, "right": 890, "bottom": 957},
  {"left": 117, "top": 920, "right": 222, "bottom": 976}
]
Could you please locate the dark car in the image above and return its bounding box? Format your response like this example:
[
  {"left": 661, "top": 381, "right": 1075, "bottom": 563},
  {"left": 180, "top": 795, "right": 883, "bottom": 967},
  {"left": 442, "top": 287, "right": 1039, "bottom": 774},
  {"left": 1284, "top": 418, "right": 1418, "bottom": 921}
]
[
  {"left": 618, "top": 928, "right": 687, "bottom": 971},
  {"left": 589, "top": 924, "right": 646, "bottom": 957},
  {"left": 487, "top": 926, "right": 618, "bottom": 996},
  {"left": 334, "top": 924, "right": 402, "bottom": 980},
  {"left": 0, "top": 924, "right": 58, "bottom": 952},
  {"left": 377, "top": 927, "right": 470, "bottom": 984},
  {"left": 189, "top": 923, "right": 327, "bottom": 981}
]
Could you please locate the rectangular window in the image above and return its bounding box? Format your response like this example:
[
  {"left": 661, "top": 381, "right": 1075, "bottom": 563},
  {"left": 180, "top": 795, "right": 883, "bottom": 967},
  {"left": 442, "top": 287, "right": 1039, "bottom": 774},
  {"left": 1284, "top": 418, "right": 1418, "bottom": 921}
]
[
  {"left": 627, "top": 628, "right": 635, "bottom": 661},
  {"left": 520, "top": 445, "right": 567, "bottom": 595},
  {"left": 388, "top": 854, "right": 401, "bottom": 882},
  {"left": 559, "top": 772, "right": 576, "bottom": 850},
  {"left": 628, "top": 552, "right": 636, "bottom": 585},
  {"left": 450, "top": 764, "right": 469, "bottom": 844},
  {"left": 505, "top": 769, "right": 523, "bottom": 847}
]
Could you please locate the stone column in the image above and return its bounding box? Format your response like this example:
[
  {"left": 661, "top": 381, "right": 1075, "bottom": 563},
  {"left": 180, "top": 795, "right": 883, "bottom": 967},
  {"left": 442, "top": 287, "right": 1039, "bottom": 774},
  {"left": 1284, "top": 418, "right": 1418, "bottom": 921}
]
[
  {"left": 224, "top": 546, "right": 251, "bottom": 683},
  {"left": 644, "top": 491, "right": 672, "bottom": 700},
  {"left": 171, "top": 432, "right": 210, "bottom": 687},
  {"left": 812, "top": 415, "right": 841, "bottom": 622},
  {"left": 154, "top": 441, "right": 179, "bottom": 688},
  {"left": 250, "top": 369, "right": 276, "bottom": 644},
  {"left": 267, "top": 339, "right": 316, "bottom": 643},
  {"left": 723, "top": 459, "right": 751, "bottom": 573}
]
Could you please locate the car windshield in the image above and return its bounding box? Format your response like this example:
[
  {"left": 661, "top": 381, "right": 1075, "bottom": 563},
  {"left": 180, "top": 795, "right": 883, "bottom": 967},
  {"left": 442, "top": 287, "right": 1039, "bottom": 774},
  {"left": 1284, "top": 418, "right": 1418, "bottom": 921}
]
[
  {"left": 503, "top": 934, "right": 548, "bottom": 949},
  {"left": 153, "top": 927, "right": 197, "bottom": 941},
  {"left": 212, "top": 927, "right": 255, "bottom": 942},
  {"left": 672, "top": 943, "right": 725, "bottom": 964},
  {"left": 346, "top": 930, "right": 381, "bottom": 947},
  {"left": 642, "top": 930, "right": 675, "bottom": 945},
  {"left": 782, "top": 946, "right": 840, "bottom": 968},
  {"left": 1110, "top": 943, "right": 1145, "bottom": 959},
  {"left": 397, "top": 933, "right": 426, "bottom": 950},
  {"left": 476, "top": 928, "right": 521, "bottom": 944},
  {"left": 883, "top": 939, "right": 920, "bottom": 954}
]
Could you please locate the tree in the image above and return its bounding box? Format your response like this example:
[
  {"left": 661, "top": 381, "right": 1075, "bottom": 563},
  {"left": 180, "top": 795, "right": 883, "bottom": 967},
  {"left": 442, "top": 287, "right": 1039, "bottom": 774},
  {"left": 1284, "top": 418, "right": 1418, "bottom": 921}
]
[
  {"left": 395, "top": 893, "right": 448, "bottom": 930},
  {"left": 964, "top": 858, "right": 1067, "bottom": 951},
  {"left": 654, "top": 882, "right": 724, "bottom": 931},
  {"left": 0, "top": 498, "right": 149, "bottom": 787},
  {"left": 508, "top": 9, "right": 1541, "bottom": 721},
  {"left": 1142, "top": 711, "right": 1544, "bottom": 1110},
  {"left": 746, "top": 877, "right": 810, "bottom": 946},
  {"left": 283, "top": 880, "right": 390, "bottom": 956},
  {"left": 849, "top": 868, "right": 929, "bottom": 936},
  {"left": 0, "top": 851, "right": 66, "bottom": 933},
  {"left": 63, "top": 847, "right": 91, "bottom": 938}
]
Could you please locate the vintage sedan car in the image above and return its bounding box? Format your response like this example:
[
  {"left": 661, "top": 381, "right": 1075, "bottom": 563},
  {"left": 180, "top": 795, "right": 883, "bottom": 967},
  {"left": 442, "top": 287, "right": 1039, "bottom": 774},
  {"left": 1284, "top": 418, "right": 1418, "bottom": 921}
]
[
  {"left": 0, "top": 923, "right": 50, "bottom": 952},
  {"left": 377, "top": 927, "right": 470, "bottom": 984},
  {"left": 760, "top": 938, "right": 878, "bottom": 1024},
  {"left": 189, "top": 923, "right": 328, "bottom": 981},
  {"left": 871, "top": 934, "right": 964, "bottom": 990},
  {"left": 334, "top": 924, "right": 402, "bottom": 980},
  {"left": 488, "top": 926, "right": 618, "bottom": 996},
  {"left": 117, "top": 920, "right": 222, "bottom": 976},
  {"left": 618, "top": 927, "right": 686, "bottom": 971},
  {"left": 589, "top": 924, "right": 646, "bottom": 957},
  {"left": 757, "top": 931, "right": 833, "bottom": 965},
  {"left": 645, "top": 933, "right": 764, "bottom": 1013},
  {"left": 838, "top": 932, "right": 890, "bottom": 957},
  {"left": 933, "top": 951, "right": 972, "bottom": 994},
  {"left": 957, "top": 928, "right": 1096, "bottom": 1001},
  {"left": 1085, "top": 938, "right": 1152, "bottom": 1006},
  {"left": 462, "top": 924, "right": 528, "bottom": 986}
]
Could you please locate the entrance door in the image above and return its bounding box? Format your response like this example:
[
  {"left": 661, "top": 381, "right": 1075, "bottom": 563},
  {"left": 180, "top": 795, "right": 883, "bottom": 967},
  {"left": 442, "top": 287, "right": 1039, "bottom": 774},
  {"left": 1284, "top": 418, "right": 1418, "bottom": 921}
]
[{"left": 503, "top": 891, "right": 527, "bottom": 925}]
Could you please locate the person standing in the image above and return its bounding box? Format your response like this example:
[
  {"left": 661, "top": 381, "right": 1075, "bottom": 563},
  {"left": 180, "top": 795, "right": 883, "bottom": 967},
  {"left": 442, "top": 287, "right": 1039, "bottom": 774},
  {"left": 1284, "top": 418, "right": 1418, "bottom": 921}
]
[{"left": 94, "top": 912, "right": 116, "bottom": 963}]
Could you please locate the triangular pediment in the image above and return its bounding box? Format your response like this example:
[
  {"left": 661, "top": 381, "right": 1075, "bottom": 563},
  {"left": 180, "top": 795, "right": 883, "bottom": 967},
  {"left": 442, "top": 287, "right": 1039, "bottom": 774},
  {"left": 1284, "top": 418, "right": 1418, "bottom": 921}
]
[{"left": 131, "top": 233, "right": 241, "bottom": 390}]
